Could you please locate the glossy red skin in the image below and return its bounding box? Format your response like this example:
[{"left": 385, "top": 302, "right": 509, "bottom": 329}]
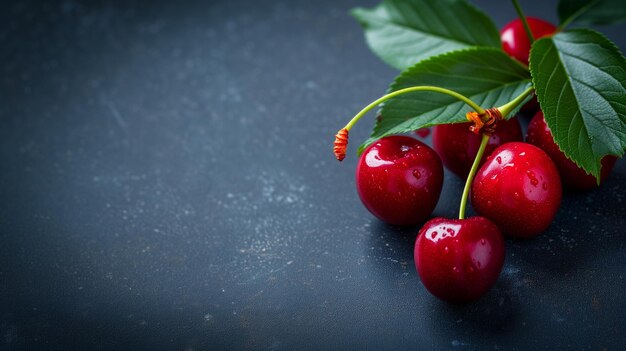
[
  {"left": 414, "top": 216, "right": 505, "bottom": 303},
  {"left": 520, "top": 96, "right": 540, "bottom": 114},
  {"left": 526, "top": 111, "right": 618, "bottom": 190},
  {"left": 432, "top": 118, "right": 523, "bottom": 178},
  {"left": 500, "top": 17, "right": 557, "bottom": 65},
  {"left": 414, "top": 128, "right": 431, "bottom": 139},
  {"left": 356, "top": 136, "right": 443, "bottom": 226},
  {"left": 471, "top": 142, "right": 562, "bottom": 238}
]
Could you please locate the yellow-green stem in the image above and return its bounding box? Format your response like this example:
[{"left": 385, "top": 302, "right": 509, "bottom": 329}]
[
  {"left": 344, "top": 86, "right": 485, "bottom": 131},
  {"left": 459, "top": 134, "right": 489, "bottom": 219},
  {"left": 512, "top": 0, "right": 535, "bottom": 45},
  {"left": 458, "top": 85, "right": 534, "bottom": 219},
  {"left": 498, "top": 86, "right": 534, "bottom": 117}
]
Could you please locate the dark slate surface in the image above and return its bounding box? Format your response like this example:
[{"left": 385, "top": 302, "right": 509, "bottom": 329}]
[{"left": 1, "top": 0, "right": 625, "bottom": 349}]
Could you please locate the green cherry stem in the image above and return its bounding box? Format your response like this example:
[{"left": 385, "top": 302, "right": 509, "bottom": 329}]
[
  {"left": 459, "top": 133, "right": 489, "bottom": 220},
  {"left": 498, "top": 86, "right": 534, "bottom": 117},
  {"left": 457, "top": 85, "right": 534, "bottom": 219},
  {"left": 512, "top": 0, "right": 535, "bottom": 45},
  {"left": 334, "top": 86, "right": 486, "bottom": 161},
  {"left": 343, "top": 86, "right": 485, "bottom": 131},
  {"left": 558, "top": 2, "right": 595, "bottom": 31}
]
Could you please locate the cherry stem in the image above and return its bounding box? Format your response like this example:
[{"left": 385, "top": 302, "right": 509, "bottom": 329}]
[
  {"left": 459, "top": 134, "right": 489, "bottom": 220},
  {"left": 343, "top": 86, "right": 485, "bottom": 131},
  {"left": 512, "top": 0, "right": 535, "bottom": 45},
  {"left": 498, "top": 86, "right": 534, "bottom": 117},
  {"left": 457, "top": 85, "right": 534, "bottom": 219},
  {"left": 558, "top": 2, "right": 595, "bottom": 31}
]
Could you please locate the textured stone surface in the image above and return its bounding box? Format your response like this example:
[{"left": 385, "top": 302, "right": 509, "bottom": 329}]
[{"left": 1, "top": 0, "right": 624, "bottom": 349}]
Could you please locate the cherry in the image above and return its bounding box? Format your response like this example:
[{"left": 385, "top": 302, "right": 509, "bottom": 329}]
[
  {"left": 526, "top": 111, "right": 618, "bottom": 190},
  {"left": 414, "top": 127, "right": 431, "bottom": 139},
  {"left": 471, "top": 142, "right": 562, "bottom": 238},
  {"left": 414, "top": 216, "right": 505, "bottom": 303},
  {"left": 500, "top": 17, "right": 557, "bottom": 65},
  {"left": 356, "top": 135, "right": 443, "bottom": 226},
  {"left": 500, "top": 17, "right": 556, "bottom": 114},
  {"left": 432, "top": 117, "right": 523, "bottom": 178}
]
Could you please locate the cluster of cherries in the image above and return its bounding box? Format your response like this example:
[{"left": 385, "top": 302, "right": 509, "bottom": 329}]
[{"left": 337, "top": 18, "right": 617, "bottom": 303}]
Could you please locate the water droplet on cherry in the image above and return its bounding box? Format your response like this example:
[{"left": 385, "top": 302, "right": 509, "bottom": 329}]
[
  {"left": 526, "top": 170, "right": 539, "bottom": 186},
  {"left": 413, "top": 169, "right": 422, "bottom": 179}
]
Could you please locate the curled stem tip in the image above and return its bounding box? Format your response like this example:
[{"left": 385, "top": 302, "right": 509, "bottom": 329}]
[{"left": 333, "top": 128, "right": 349, "bottom": 161}]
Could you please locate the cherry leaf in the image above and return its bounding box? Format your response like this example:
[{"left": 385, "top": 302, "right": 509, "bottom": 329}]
[
  {"left": 358, "top": 48, "right": 531, "bottom": 154},
  {"left": 351, "top": 0, "right": 500, "bottom": 70},
  {"left": 530, "top": 29, "right": 626, "bottom": 180},
  {"left": 558, "top": 0, "right": 626, "bottom": 27}
]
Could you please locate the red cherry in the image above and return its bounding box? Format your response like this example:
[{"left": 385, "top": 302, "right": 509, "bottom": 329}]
[
  {"left": 471, "top": 142, "right": 562, "bottom": 238},
  {"left": 414, "top": 216, "right": 505, "bottom": 303},
  {"left": 526, "top": 111, "right": 618, "bottom": 190},
  {"left": 432, "top": 118, "right": 523, "bottom": 178},
  {"left": 414, "top": 127, "right": 431, "bottom": 139},
  {"left": 356, "top": 135, "right": 443, "bottom": 226},
  {"left": 500, "top": 17, "right": 555, "bottom": 114},
  {"left": 500, "top": 17, "right": 557, "bottom": 65}
]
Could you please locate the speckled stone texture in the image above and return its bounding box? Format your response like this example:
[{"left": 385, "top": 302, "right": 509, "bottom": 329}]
[{"left": 1, "top": 0, "right": 625, "bottom": 349}]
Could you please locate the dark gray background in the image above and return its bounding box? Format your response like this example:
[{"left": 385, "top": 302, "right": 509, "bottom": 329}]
[{"left": 1, "top": 0, "right": 625, "bottom": 349}]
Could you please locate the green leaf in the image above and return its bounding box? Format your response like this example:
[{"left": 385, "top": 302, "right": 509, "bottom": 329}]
[
  {"left": 558, "top": 0, "right": 626, "bottom": 26},
  {"left": 530, "top": 29, "right": 626, "bottom": 180},
  {"left": 358, "top": 48, "right": 531, "bottom": 153},
  {"left": 351, "top": 0, "right": 501, "bottom": 70}
]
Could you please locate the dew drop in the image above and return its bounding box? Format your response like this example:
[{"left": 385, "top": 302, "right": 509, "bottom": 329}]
[
  {"left": 514, "top": 192, "right": 520, "bottom": 199},
  {"left": 412, "top": 169, "right": 422, "bottom": 179},
  {"left": 487, "top": 200, "right": 493, "bottom": 207},
  {"left": 467, "top": 266, "right": 475, "bottom": 273},
  {"left": 496, "top": 156, "right": 502, "bottom": 164},
  {"left": 526, "top": 170, "right": 539, "bottom": 186},
  {"left": 452, "top": 266, "right": 460, "bottom": 274},
  {"left": 542, "top": 182, "right": 548, "bottom": 191},
  {"left": 480, "top": 238, "right": 486, "bottom": 245},
  {"left": 444, "top": 246, "right": 449, "bottom": 254},
  {"left": 431, "top": 231, "right": 438, "bottom": 239},
  {"left": 519, "top": 152, "right": 526, "bottom": 156}
]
